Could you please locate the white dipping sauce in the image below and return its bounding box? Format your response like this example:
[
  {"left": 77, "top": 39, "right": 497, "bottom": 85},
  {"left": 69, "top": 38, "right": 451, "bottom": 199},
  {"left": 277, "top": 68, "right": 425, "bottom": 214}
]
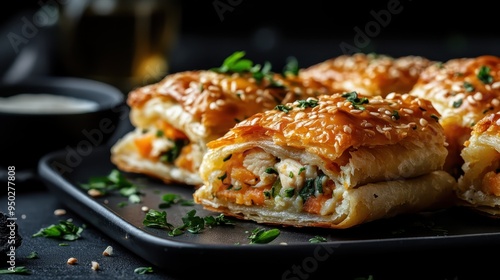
[{"left": 0, "top": 93, "right": 100, "bottom": 114}]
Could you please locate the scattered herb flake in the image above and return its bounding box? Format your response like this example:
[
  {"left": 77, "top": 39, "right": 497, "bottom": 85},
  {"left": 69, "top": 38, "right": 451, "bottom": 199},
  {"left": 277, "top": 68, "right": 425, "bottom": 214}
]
[
  {"left": 283, "top": 56, "right": 299, "bottom": 76},
  {"left": 275, "top": 104, "right": 293, "bottom": 113},
  {"left": 248, "top": 228, "right": 280, "bottom": 244},
  {"left": 309, "top": 236, "right": 327, "bottom": 243},
  {"left": 296, "top": 99, "right": 319, "bottom": 109},
  {"left": 452, "top": 99, "right": 463, "bottom": 108},
  {"left": 463, "top": 82, "right": 475, "bottom": 92},
  {"left": 26, "top": 251, "right": 39, "bottom": 259},
  {"left": 341, "top": 91, "right": 369, "bottom": 110},
  {"left": 32, "top": 220, "right": 83, "bottom": 241},
  {"left": 134, "top": 267, "right": 154, "bottom": 274},
  {"left": 142, "top": 209, "right": 173, "bottom": 229},
  {"left": 477, "top": 65, "right": 493, "bottom": 84},
  {"left": 79, "top": 169, "right": 143, "bottom": 204},
  {"left": 0, "top": 266, "right": 32, "bottom": 275}
]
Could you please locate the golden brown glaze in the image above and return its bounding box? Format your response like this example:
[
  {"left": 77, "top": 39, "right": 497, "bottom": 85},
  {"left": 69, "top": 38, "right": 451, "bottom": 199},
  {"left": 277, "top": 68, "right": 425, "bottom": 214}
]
[
  {"left": 208, "top": 92, "right": 444, "bottom": 159},
  {"left": 299, "top": 53, "right": 434, "bottom": 97},
  {"left": 409, "top": 55, "right": 500, "bottom": 177}
]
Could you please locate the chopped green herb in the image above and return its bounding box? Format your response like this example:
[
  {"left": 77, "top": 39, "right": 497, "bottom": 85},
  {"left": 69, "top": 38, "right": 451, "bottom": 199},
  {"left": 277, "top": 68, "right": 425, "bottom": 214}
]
[
  {"left": 265, "top": 167, "right": 279, "bottom": 175},
  {"left": 283, "top": 56, "right": 299, "bottom": 77},
  {"left": 218, "top": 172, "right": 227, "bottom": 181},
  {"left": 142, "top": 209, "right": 173, "bottom": 229},
  {"left": 32, "top": 220, "right": 83, "bottom": 241},
  {"left": 284, "top": 188, "right": 295, "bottom": 198},
  {"left": 275, "top": 104, "right": 293, "bottom": 113},
  {"left": 248, "top": 228, "right": 280, "bottom": 244},
  {"left": 26, "top": 251, "right": 39, "bottom": 259},
  {"left": 392, "top": 110, "right": 400, "bottom": 120},
  {"left": 309, "top": 236, "right": 327, "bottom": 243},
  {"left": 223, "top": 154, "right": 233, "bottom": 162},
  {"left": 0, "top": 266, "right": 32, "bottom": 275},
  {"left": 430, "top": 114, "right": 439, "bottom": 122},
  {"left": 168, "top": 210, "right": 234, "bottom": 236},
  {"left": 341, "top": 91, "right": 369, "bottom": 110},
  {"left": 158, "top": 193, "right": 192, "bottom": 208},
  {"left": 134, "top": 267, "right": 154, "bottom": 274},
  {"left": 79, "top": 169, "right": 143, "bottom": 204},
  {"left": 159, "top": 139, "right": 188, "bottom": 164},
  {"left": 155, "top": 130, "right": 164, "bottom": 137},
  {"left": 452, "top": 99, "right": 463, "bottom": 108},
  {"left": 477, "top": 65, "right": 493, "bottom": 84},
  {"left": 117, "top": 201, "right": 128, "bottom": 208},
  {"left": 298, "top": 167, "right": 306, "bottom": 175},
  {"left": 204, "top": 214, "right": 235, "bottom": 227},
  {"left": 289, "top": 171, "right": 294, "bottom": 178},
  {"left": 296, "top": 99, "right": 319, "bottom": 109},
  {"left": 59, "top": 243, "right": 69, "bottom": 246},
  {"left": 463, "top": 82, "right": 475, "bottom": 92}
]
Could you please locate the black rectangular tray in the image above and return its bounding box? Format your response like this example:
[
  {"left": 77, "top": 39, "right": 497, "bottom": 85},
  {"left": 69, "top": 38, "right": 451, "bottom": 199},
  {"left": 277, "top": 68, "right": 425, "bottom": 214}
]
[{"left": 38, "top": 145, "right": 500, "bottom": 278}]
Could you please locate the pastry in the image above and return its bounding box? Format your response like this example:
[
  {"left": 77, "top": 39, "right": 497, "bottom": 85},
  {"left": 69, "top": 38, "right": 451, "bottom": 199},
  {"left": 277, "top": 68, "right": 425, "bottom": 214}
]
[
  {"left": 299, "top": 52, "right": 434, "bottom": 97},
  {"left": 110, "top": 52, "right": 330, "bottom": 185},
  {"left": 409, "top": 55, "right": 500, "bottom": 177},
  {"left": 457, "top": 111, "right": 500, "bottom": 216},
  {"left": 193, "top": 92, "right": 456, "bottom": 229}
]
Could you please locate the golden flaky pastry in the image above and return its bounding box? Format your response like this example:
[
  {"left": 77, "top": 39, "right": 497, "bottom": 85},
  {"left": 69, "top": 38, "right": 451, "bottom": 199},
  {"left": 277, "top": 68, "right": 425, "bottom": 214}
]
[
  {"left": 111, "top": 69, "right": 330, "bottom": 186},
  {"left": 409, "top": 55, "right": 500, "bottom": 178},
  {"left": 299, "top": 53, "right": 434, "bottom": 97},
  {"left": 193, "top": 93, "right": 456, "bottom": 229},
  {"left": 457, "top": 111, "right": 500, "bottom": 216}
]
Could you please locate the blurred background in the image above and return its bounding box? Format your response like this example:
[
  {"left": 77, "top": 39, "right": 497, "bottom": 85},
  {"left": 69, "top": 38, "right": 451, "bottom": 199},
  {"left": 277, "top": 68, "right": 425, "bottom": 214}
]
[{"left": 1, "top": 0, "right": 499, "bottom": 95}]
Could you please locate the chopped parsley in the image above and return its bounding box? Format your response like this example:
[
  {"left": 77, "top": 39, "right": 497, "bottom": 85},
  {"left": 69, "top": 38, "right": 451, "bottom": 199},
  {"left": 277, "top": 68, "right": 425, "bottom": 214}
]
[
  {"left": 168, "top": 209, "right": 235, "bottom": 236},
  {"left": 477, "top": 65, "right": 493, "bottom": 84},
  {"left": 296, "top": 99, "right": 319, "bottom": 108},
  {"left": 265, "top": 167, "right": 279, "bottom": 175},
  {"left": 79, "top": 169, "right": 143, "bottom": 204},
  {"left": 248, "top": 228, "right": 280, "bottom": 244},
  {"left": 452, "top": 99, "right": 463, "bottom": 108},
  {"left": 210, "top": 51, "right": 279, "bottom": 84},
  {"left": 32, "top": 220, "right": 84, "bottom": 241},
  {"left": 309, "top": 236, "right": 327, "bottom": 243},
  {"left": 0, "top": 266, "right": 32, "bottom": 275},
  {"left": 341, "top": 91, "right": 369, "bottom": 110},
  {"left": 463, "top": 81, "right": 475, "bottom": 92},
  {"left": 275, "top": 104, "right": 293, "bottom": 113},
  {"left": 159, "top": 193, "right": 194, "bottom": 208},
  {"left": 26, "top": 251, "right": 39, "bottom": 259},
  {"left": 283, "top": 56, "right": 299, "bottom": 77},
  {"left": 391, "top": 110, "right": 400, "bottom": 120},
  {"left": 159, "top": 139, "right": 188, "bottom": 164},
  {"left": 143, "top": 209, "right": 173, "bottom": 229},
  {"left": 134, "top": 267, "right": 154, "bottom": 274},
  {"left": 223, "top": 154, "right": 233, "bottom": 162}
]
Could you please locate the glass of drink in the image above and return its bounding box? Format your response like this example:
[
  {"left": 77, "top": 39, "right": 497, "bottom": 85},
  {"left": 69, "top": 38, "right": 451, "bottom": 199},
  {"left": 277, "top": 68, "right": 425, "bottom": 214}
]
[{"left": 56, "top": 0, "right": 181, "bottom": 94}]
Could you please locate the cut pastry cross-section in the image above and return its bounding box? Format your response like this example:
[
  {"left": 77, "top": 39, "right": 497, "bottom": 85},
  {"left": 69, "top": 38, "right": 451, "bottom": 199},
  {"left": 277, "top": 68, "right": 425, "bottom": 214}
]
[
  {"left": 110, "top": 52, "right": 331, "bottom": 186},
  {"left": 409, "top": 55, "right": 500, "bottom": 178},
  {"left": 457, "top": 111, "right": 500, "bottom": 216},
  {"left": 194, "top": 92, "right": 456, "bottom": 229}
]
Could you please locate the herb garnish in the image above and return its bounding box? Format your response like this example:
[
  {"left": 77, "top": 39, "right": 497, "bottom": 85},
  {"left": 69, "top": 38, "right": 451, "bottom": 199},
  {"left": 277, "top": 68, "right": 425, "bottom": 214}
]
[
  {"left": 297, "top": 99, "right": 319, "bottom": 109},
  {"left": 0, "top": 266, "right": 32, "bottom": 275},
  {"left": 248, "top": 228, "right": 280, "bottom": 244},
  {"left": 477, "top": 65, "right": 493, "bottom": 84},
  {"left": 27, "top": 251, "right": 39, "bottom": 259},
  {"left": 159, "top": 193, "right": 194, "bottom": 208},
  {"left": 159, "top": 139, "right": 188, "bottom": 163},
  {"left": 309, "top": 236, "right": 327, "bottom": 243},
  {"left": 134, "top": 267, "right": 154, "bottom": 274},
  {"left": 211, "top": 51, "right": 278, "bottom": 84},
  {"left": 32, "top": 220, "right": 84, "bottom": 241},
  {"left": 143, "top": 209, "right": 173, "bottom": 229},
  {"left": 275, "top": 104, "right": 293, "bottom": 113},
  {"left": 283, "top": 56, "right": 299, "bottom": 77},
  {"left": 452, "top": 99, "right": 463, "bottom": 108},
  {"left": 80, "top": 169, "right": 143, "bottom": 204},
  {"left": 341, "top": 91, "right": 369, "bottom": 110}
]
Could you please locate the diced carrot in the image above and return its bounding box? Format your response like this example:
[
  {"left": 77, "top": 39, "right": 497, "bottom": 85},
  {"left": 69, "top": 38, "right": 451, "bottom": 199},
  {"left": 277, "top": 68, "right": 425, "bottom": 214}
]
[
  {"left": 303, "top": 195, "right": 329, "bottom": 214},
  {"left": 157, "top": 120, "right": 189, "bottom": 140},
  {"left": 174, "top": 144, "right": 194, "bottom": 172},
  {"left": 133, "top": 134, "right": 154, "bottom": 158}
]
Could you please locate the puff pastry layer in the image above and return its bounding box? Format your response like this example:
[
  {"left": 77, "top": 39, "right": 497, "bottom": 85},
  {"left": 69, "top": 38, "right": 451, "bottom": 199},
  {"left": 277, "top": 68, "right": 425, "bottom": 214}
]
[
  {"left": 110, "top": 70, "right": 330, "bottom": 185},
  {"left": 193, "top": 93, "right": 456, "bottom": 229},
  {"left": 409, "top": 55, "right": 500, "bottom": 177},
  {"left": 299, "top": 53, "right": 433, "bottom": 97}
]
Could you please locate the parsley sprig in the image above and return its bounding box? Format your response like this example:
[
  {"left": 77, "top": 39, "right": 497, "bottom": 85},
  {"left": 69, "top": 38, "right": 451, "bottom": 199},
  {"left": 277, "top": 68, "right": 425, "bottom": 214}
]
[
  {"left": 341, "top": 91, "right": 369, "bottom": 110},
  {"left": 80, "top": 169, "right": 143, "bottom": 204},
  {"left": 211, "top": 51, "right": 283, "bottom": 86},
  {"left": 477, "top": 65, "right": 493, "bottom": 84},
  {"left": 0, "top": 266, "right": 32, "bottom": 275},
  {"left": 247, "top": 228, "right": 280, "bottom": 244},
  {"left": 32, "top": 220, "right": 84, "bottom": 241}
]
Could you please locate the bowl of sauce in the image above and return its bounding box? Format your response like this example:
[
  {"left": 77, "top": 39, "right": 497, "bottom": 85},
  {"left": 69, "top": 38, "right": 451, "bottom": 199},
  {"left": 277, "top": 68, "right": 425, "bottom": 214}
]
[{"left": 0, "top": 77, "right": 125, "bottom": 170}]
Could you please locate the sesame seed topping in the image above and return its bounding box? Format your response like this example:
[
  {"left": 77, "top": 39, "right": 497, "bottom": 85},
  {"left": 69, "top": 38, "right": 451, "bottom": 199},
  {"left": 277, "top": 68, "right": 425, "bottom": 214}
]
[
  {"left": 403, "top": 108, "right": 414, "bottom": 114},
  {"left": 492, "top": 81, "right": 500, "bottom": 89},
  {"left": 492, "top": 98, "right": 500, "bottom": 106},
  {"left": 419, "top": 118, "right": 428, "bottom": 126},
  {"left": 467, "top": 95, "right": 476, "bottom": 105},
  {"left": 350, "top": 109, "right": 363, "bottom": 114},
  {"left": 369, "top": 112, "right": 380, "bottom": 116},
  {"left": 473, "top": 92, "right": 483, "bottom": 101},
  {"left": 343, "top": 125, "right": 352, "bottom": 133},
  {"left": 496, "top": 118, "right": 500, "bottom": 126}
]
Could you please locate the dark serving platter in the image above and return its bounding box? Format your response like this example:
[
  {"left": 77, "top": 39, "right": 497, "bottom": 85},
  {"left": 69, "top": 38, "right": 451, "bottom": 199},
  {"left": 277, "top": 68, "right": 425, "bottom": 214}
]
[{"left": 38, "top": 145, "right": 500, "bottom": 279}]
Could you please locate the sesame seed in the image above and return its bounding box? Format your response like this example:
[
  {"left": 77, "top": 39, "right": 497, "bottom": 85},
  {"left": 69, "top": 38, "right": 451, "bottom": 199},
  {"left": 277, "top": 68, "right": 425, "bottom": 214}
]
[
  {"left": 473, "top": 92, "right": 483, "bottom": 101},
  {"left": 492, "top": 82, "right": 500, "bottom": 89},
  {"left": 103, "top": 246, "right": 114, "bottom": 256},
  {"left": 384, "top": 110, "right": 392, "bottom": 116},
  {"left": 54, "top": 209, "right": 66, "bottom": 216},
  {"left": 467, "top": 95, "right": 476, "bottom": 105},
  {"left": 382, "top": 126, "right": 393, "bottom": 131},
  {"left": 207, "top": 85, "right": 219, "bottom": 92},
  {"left": 496, "top": 118, "right": 500, "bottom": 126},
  {"left": 384, "top": 131, "right": 392, "bottom": 140},
  {"left": 209, "top": 102, "right": 218, "bottom": 110},
  {"left": 215, "top": 99, "right": 225, "bottom": 106},
  {"left": 350, "top": 109, "right": 363, "bottom": 114},
  {"left": 492, "top": 99, "right": 500, "bottom": 106},
  {"left": 67, "top": 257, "right": 78, "bottom": 265},
  {"left": 370, "top": 112, "right": 380, "bottom": 117},
  {"left": 141, "top": 206, "right": 149, "bottom": 212},
  {"left": 419, "top": 118, "right": 428, "bottom": 126},
  {"left": 362, "top": 122, "right": 374, "bottom": 128},
  {"left": 88, "top": 189, "right": 103, "bottom": 197},
  {"left": 230, "top": 81, "right": 237, "bottom": 92},
  {"left": 91, "top": 261, "right": 100, "bottom": 271},
  {"left": 403, "top": 108, "right": 414, "bottom": 114},
  {"left": 386, "top": 92, "right": 396, "bottom": 99},
  {"left": 343, "top": 125, "right": 352, "bottom": 133}
]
